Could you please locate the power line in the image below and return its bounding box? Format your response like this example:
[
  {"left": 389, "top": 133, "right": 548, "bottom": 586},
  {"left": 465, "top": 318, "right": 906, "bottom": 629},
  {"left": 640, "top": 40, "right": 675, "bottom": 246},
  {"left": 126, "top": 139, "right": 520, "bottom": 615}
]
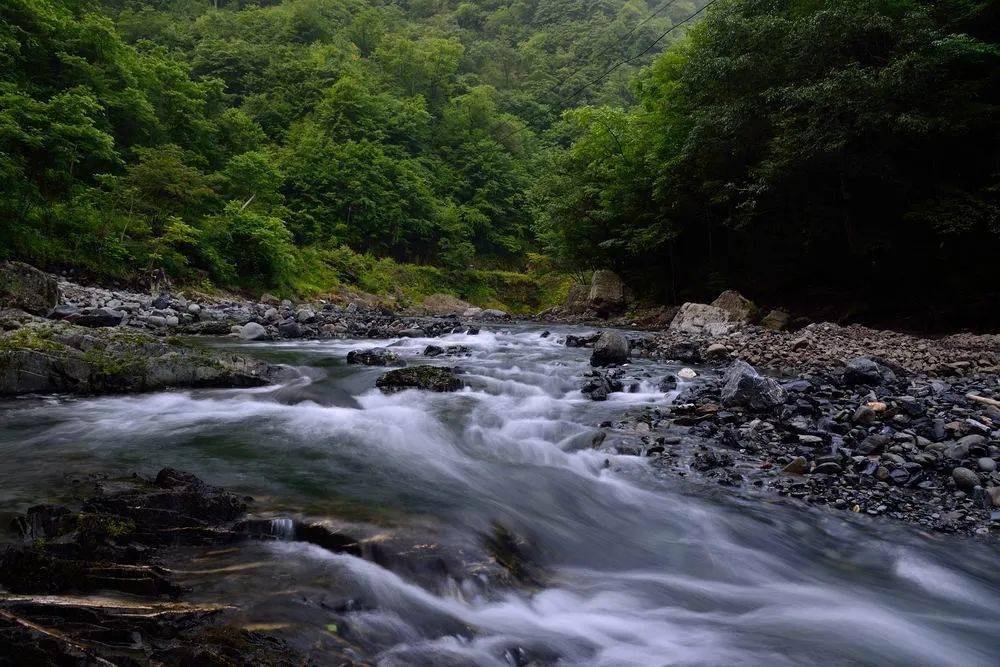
[
  {"left": 495, "top": 0, "right": 721, "bottom": 144},
  {"left": 483, "top": 0, "right": 685, "bottom": 139},
  {"left": 551, "top": 0, "right": 685, "bottom": 95}
]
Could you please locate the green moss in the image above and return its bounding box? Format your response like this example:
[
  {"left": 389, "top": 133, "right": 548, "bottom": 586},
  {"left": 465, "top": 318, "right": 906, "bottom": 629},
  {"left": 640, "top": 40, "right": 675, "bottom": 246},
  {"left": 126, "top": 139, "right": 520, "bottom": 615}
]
[
  {"left": 78, "top": 513, "right": 135, "bottom": 539},
  {"left": 81, "top": 347, "right": 149, "bottom": 378},
  {"left": 0, "top": 326, "right": 67, "bottom": 354}
]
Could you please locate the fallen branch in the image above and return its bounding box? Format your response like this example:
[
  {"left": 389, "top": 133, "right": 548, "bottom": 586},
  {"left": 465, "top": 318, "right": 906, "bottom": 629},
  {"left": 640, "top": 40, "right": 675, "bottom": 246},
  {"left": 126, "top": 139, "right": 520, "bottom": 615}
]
[
  {"left": 0, "top": 608, "right": 116, "bottom": 666},
  {"left": 966, "top": 393, "right": 1000, "bottom": 409}
]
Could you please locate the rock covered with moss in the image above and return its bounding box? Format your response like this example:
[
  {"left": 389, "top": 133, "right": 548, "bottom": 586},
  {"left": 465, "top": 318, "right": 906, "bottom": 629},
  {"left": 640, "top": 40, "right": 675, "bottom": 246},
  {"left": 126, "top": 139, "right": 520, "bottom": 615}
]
[
  {"left": 376, "top": 365, "right": 462, "bottom": 393},
  {"left": 0, "top": 322, "right": 274, "bottom": 395}
]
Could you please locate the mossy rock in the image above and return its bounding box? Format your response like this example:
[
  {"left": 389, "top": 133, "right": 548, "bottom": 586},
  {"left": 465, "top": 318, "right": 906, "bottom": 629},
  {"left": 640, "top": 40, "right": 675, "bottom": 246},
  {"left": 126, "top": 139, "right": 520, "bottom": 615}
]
[{"left": 375, "top": 365, "right": 462, "bottom": 393}]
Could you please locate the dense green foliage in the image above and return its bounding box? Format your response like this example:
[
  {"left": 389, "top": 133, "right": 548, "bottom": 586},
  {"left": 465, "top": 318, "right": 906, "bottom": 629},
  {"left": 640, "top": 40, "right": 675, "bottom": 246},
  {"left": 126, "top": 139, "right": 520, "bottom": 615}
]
[
  {"left": 0, "top": 0, "right": 693, "bottom": 295},
  {"left": 536, "top": 0, "right": 1000, "bottom": 319},
  {"left": 4, "top": 0, "right": 998, "bottom": 322}
]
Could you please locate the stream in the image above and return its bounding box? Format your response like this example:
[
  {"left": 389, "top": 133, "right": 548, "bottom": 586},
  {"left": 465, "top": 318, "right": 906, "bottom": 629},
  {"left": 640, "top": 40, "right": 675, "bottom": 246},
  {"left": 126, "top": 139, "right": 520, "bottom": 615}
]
[{"left": 1, "top": 324, "right": 998, "bottom": 665}]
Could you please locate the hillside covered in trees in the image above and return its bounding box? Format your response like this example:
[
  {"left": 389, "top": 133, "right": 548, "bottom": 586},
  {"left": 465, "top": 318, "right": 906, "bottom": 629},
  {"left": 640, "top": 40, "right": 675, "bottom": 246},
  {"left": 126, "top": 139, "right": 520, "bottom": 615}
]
[
  {"left": 2, "top": 0, "right": 998, "bottom": 323},
  {"left": 0, "top": 0, "right": 696, "bottom": 297}
]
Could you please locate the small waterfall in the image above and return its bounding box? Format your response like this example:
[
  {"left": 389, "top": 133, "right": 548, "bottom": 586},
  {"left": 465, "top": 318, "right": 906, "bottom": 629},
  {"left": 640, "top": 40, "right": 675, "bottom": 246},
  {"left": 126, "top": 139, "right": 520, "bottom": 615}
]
[{"left": 269, "top": 517, "right": 295, "bottom": 540}]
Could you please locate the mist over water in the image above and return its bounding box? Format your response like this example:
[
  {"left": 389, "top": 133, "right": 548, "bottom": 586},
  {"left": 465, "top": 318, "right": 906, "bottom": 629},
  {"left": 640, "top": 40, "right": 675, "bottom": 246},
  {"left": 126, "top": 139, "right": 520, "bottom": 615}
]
[{"left": 1, "top": 325, "right": 998, "bottom": 665}]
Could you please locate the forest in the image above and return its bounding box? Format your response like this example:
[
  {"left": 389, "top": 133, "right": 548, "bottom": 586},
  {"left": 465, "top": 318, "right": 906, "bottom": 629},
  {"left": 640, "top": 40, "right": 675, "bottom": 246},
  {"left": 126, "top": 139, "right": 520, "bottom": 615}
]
[{"left": 2, "top": 0, "right": 998, "bottom": 321}]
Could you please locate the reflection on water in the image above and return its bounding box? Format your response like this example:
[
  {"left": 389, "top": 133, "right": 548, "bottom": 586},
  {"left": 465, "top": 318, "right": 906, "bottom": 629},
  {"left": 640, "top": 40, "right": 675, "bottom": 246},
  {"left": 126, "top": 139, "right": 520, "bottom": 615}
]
[{"left": 1, "top": 326, "right": 998, "bottom": 665}]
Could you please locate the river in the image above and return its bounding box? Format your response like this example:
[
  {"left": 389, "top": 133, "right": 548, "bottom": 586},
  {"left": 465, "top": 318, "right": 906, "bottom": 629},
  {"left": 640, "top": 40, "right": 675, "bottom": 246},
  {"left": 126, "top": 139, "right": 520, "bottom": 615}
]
[{"left": 1, "top": 324, "right": 998, "bottom": 665}]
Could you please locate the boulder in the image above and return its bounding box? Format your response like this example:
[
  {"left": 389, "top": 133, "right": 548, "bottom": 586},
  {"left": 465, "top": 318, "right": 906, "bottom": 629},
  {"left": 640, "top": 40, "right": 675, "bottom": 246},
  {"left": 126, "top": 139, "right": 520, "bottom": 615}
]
[
  {"left": 662, "top": 341, "right": 702, "bottom": 363},
  {"left": 669, "top": 302, "right": 737, "bottom": 336},
  {"left": 704, "top": 343, "right": 729, "bottom": 359},
  {"left": 481, "top": 308, "right": 510, "bottom": 320},
  {"left": 462, "top": 307, "right": 484, "bottom": 318},
  {"left": 277, "top": 320, "right": 302, "bottom": 338},
  {"left": 581, "top": 371, "right": 623, "bottom": 400},
  {"left": 843, "top": 357, "right": 896, "bottom": 386},
  {"left": 952, "top": 467, "right": 979, "bottom": 492},
  {"left": 0, "top": 262, "right": 59, "bottom": 315},
  {"left": 720, "top": 360, "right": 786, "bottom": 410},
  {"left": 239, "top": 322, "right": 268, "bottom": 340},
  {"left": 422, "top": 293, "right": 473, "bottom": 316},
  {"left": 295, "top": 307, "right": 316, "bottom": 324},
  {"left": 0, "top": 323, "right": 273, "bottom": 395},
  {"left": 710, "top": 290, "right": 756, "bottom": 322},
  {"left": 376, "top": 365, "right": 462, "bottom": 393},
  {"left": 347, "top": 347, "right": 403, "bottom": 366},
  {"left": 590, "top": 331, "right": 629, "bottom": 367},
  {"left": 66, "top": 307, "right": 124, "bottom": 328},
  {"left": 761, "top": 309, "right": 790, "bottom": 331},
  {"left": 587, "top": 270, "right": 628, "bottom": 316}
]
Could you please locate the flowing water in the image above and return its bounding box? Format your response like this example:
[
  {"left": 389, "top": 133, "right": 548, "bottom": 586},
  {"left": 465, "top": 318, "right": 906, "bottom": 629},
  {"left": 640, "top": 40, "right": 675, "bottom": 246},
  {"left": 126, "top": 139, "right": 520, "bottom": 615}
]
[{"left": 1, "top": 325, "right": 998, "bottom": 665}]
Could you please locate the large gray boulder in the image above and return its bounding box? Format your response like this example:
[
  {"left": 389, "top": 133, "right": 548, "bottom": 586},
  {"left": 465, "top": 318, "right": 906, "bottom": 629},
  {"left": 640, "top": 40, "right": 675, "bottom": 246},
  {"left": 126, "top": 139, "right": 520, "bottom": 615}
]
[
  {"left": 710, "top": 290, "right": 756, "bottom": 323},
  {"left": 238, "top": 322, "right": 268, "bottom": 340},
  {"left": 590, "top": 331, "right": 629, "bottom": 367},
  {"left": 0, "top": 323, "right": 273, "bottom": 395},
  {"left": 720, "top": 360, "right": 786, "bottom": 410},
  {"left": 588, "top": 270, "right": 628, "bottom": 316},
  {"left": 0, "top": 262, "right": 59, "bottom": 315},
  {"left": 669, "top": 302, "right": 737, "bottom": 336}
]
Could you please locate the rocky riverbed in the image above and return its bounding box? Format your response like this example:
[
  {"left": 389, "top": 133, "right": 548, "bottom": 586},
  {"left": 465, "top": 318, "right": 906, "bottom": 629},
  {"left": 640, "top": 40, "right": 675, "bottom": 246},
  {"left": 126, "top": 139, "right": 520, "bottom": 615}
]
[
  {"left": 3, "top": 261, "right": 1000, "bottom": 662},
  {"left": 577, "top": 325, "right": 1000, "bottom": 537}
]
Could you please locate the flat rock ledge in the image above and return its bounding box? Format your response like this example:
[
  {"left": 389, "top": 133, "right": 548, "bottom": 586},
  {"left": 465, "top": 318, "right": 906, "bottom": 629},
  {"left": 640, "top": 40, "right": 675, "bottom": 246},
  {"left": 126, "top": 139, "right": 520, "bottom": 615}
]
[
  {"left": 0, "top": 469, "right": 364, "bottom": 665},
  {"left": 0, "top": 322, "right": 275, "bottom": 395}
]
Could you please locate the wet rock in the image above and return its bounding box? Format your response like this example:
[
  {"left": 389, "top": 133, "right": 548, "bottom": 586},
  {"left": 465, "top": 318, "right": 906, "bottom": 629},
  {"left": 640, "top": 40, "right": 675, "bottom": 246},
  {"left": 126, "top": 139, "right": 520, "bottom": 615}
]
[
  {"left": 677, "top": 368, "right": 698, "bottom": 380},
  {"left": 0, "top": 470, "right": 312, "bottom": 664},
  {"left": 720, "top": 360, "right": 785, "bottom": 410},
  {"left": 581, "top": 371, "right": 623, "bottom": 400},
  {"left": 238, "top": 321, "right": 268, "bottom": 340},
  {"left": 590, "top": 331, "right": 629, "bottom": 367},
  {"left": 0, "top": 261, "right": 59, "bottom": 315},
  {"left": 565, "top": 333, "right": 600, "bottom": 348},
  {"left": 347, "top": 347, "right": 403, "bottom": 366},
  {"left": 376, "top": 365, "right": 462, "bottom": 393},
  {"left": 423, "top": 344, "right": 470, "bottom": 358},
  {"left": 977, "top": 457, "right": 996, "bottom": 472}
]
